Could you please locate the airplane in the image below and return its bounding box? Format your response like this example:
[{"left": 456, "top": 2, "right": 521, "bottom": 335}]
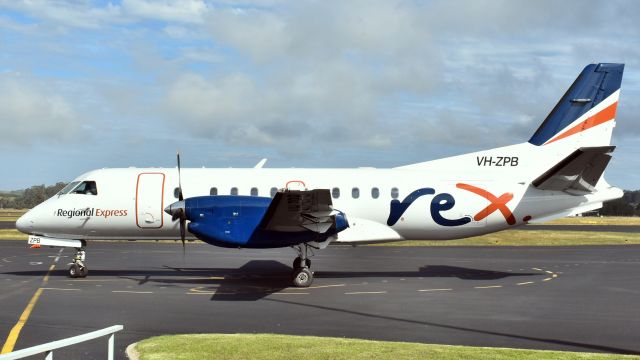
[{"left": 15, "top": 63, "right": 625, "bottom": 287}]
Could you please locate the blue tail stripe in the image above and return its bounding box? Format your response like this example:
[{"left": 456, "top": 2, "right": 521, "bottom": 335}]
[{"left": 528, "top": 63, "right": 624, "bottom": 146}]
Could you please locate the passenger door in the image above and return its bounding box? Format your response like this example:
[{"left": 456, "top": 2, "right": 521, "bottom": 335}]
[{"left": 136, "top": 173, "right": 165, "bottom": 228}]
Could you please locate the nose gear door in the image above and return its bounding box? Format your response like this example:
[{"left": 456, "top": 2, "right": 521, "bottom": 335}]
[{"left": 136, "top": 173, "right": 166, "bottom": 228}]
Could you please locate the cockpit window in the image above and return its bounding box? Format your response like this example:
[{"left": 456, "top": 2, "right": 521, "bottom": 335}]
[
  {"left": 70, "top": 181, "right": 98, "bottom": 195},
  {"left": 57, "top": 181, "right": 80, "bottom": 195}
]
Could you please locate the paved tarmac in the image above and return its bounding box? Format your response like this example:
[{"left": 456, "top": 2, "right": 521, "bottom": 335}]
[
  {"left": 0, "top": 241, "right": 639, "bottom": 359},
  {"left": 0, "top": 222, "right": 16, "bottom": 230}
]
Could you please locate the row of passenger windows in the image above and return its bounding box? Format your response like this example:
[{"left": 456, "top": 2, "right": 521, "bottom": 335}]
[{"left": 174, "top": 187, "right": 401, "bottom": 200}]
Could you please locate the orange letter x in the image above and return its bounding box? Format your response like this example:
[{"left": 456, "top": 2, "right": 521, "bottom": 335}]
[{"left": 456, "top": 183, "right": 516, "bottom": 225}]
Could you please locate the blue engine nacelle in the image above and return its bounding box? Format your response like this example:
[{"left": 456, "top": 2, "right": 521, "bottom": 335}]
[{"left": 184, "top": 195, "right": 348, "bottom": 249}]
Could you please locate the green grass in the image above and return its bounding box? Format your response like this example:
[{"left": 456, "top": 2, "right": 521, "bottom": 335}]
[
  {"left": 0, "top": 230, "right": 26, "bottom": 240},
  {"left": 537, "top": 216, "right": 640, "bottom": 226},
  {"left": 134, "top": 334, "right": 639, "bottom": 360},
  {"left": 372, "top": 230, "right": 640, "bottom": 247},
  {"left": 1, "top": 229, "right": 640, "bottom": 246}
]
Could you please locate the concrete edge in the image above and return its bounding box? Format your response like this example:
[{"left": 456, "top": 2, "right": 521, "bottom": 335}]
[{"left": 126, "top": 342, "right": 140, "bottom": 360}]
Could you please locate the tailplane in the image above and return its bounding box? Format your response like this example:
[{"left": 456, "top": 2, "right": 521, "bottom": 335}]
[{"left": 532, "top": 146, "right": 614, "bottom": 194}]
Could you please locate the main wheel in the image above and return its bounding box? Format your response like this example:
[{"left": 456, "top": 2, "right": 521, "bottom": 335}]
[
  {"left": 69, "top": 264, "right": 80, "bottom": 278},
  {"left": 292, "top": 268, "right": 313, "bottom": 287}
]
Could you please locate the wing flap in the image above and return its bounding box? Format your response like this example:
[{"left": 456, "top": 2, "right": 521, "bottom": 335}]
[{"left": 260, "top": 189, "right": 337, "bottom": 233}]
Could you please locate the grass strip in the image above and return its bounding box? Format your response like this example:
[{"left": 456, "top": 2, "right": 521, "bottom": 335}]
[
  {"left": 371, "top": 230, "right": 640, "bottom": 246},
  {"left": 0, "top": 230, "right": 26, "bottom": 240},
  {"left": 134, "top": 334, "right": 639, "bottom": 360},
  {"left": 539, "top": 216, "right": 640, "bottom": 226},
  {"left": 1, "top": 229, "right": 640, "bottom": 246}
]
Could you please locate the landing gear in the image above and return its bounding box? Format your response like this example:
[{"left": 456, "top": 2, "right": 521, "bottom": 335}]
[
  {"left": 291, "top": 244, "right": 314, "bottom": 287},
  {"left": 68, "top": 248, "right": 88, "bottom": 278}
]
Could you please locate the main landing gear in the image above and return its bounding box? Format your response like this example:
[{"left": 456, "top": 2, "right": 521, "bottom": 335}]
[
  {"left": 292, "top": 244, "right": 314, "bottom": 287},
  {"left": 68, "top": 247, "right": 88, "bottom": 278}
]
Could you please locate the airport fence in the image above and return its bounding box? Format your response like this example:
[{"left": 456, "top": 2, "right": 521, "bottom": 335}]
[{"left": 0, "top": 325, "right": 123, "bottom": 360}]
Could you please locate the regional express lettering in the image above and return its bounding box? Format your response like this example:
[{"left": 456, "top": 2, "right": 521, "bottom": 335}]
[{"left": 56, "top": 208, "right": 128, "bottom": 219}]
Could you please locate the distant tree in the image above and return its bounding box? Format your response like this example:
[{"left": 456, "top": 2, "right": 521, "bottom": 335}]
[
  {"left": 9, "top": 182, "right": 68, "bottom": 209},
  {"left": 601, "top": 198, "right": 636, "bottom": 216}
]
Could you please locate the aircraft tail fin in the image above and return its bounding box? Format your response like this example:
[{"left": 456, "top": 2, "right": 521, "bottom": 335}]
[
  {"left": 528, "top": 63, "right": 624, "bottom": 147},
  {"left": 531, "top": 146, "right": 614, "bottom": 194}
]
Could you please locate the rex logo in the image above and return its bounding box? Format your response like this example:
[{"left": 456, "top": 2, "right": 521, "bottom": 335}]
[
  {"left": 386, "top": 183, "right": 516, "bottom": 227},
  {"left": 456, "top": 183, "right": 516, "bottom": 225}
]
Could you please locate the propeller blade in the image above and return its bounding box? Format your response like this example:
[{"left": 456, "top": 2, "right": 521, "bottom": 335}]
[{"left": 177, "top": 152, "right": 184, "bottom": 201}]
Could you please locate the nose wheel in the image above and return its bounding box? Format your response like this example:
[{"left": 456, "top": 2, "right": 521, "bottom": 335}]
[
  {"left": 68, "top": 248, "right": 88, "bottom": 278},
  {"left": 291, "top": 244, "right": 314, "bottom": 287}
]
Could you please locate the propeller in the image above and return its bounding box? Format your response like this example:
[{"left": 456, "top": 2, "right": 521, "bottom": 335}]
[{"left": 164, "top": 152, "right": 187, "bottom": 254}]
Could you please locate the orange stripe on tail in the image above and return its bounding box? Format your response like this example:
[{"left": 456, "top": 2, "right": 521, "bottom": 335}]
[{"left": 545, "top": 101, "right": 618, "bottom": 145}]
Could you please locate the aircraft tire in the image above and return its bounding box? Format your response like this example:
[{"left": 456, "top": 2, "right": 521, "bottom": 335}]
[
  {"left": 69, "top": 264, "right": 80, "bottom": 278},
  {"left": 293, "top": 268, "right": 313, "bottom": 287}
]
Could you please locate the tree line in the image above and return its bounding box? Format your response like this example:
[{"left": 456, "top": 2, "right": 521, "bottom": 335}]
[
  {"left": 0, "top": 183, "right": 68, "bottom": 209},
  {"left": 2, "top": 183, "right": 640, "bottom": 216},
  {"left": 600, "top": 190, "right": 640, "bottom": 216}
]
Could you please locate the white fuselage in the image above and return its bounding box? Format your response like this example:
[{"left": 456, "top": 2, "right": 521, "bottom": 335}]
[{"left": 16, "top": 144, "right": 622, "bottom": 245}]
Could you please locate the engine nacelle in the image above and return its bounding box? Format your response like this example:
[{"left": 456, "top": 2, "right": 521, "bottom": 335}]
[{"left": 184, "top": 195, "right": 348, "bottom": 248}]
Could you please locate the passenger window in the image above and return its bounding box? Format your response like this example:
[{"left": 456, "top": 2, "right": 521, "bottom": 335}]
[
  {"left": 332, "top": 187, "right": 340, "bottom": 199},
  {"left": 371, "top": 187, "right": 379, "bottom": 199},
  {"left": 210, "top": 187, "right": 218, "bottom": 196},
  {"left": 71, "top": 181, "right": 98, "bottom": 195},
  {"left": 230, "top": 187, "right": 238, "bottom": 196},
  {"left": 391, "top": 187, "right": 399, "bottom": 199},
  {"left": 174, "top": 187, "right": 180, "bottom": 199},
  {"left": 250, "top": 187, "right": 259, "bottom": 196},
  {"left": 352, "top": 187, "right": 360, "bottom": 199},
  {"left": 270, "top": 187, "right": 278, "bottom": 197}
]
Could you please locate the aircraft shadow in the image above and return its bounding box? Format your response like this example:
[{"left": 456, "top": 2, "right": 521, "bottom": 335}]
[{"left": 3, "top": 261, "right": 537, "bottom": 301}]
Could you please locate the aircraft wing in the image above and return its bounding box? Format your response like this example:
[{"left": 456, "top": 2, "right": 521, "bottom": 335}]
[
  {"left": 259, "top": 189, "right": 338, "bottom": 234},
  {"left": 532, "top": 146, "right": 615, "bottom": 193}
]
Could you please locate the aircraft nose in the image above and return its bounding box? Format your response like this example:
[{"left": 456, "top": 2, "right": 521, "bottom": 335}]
[{"left": 15, "top": 211, "right": 34, "bottom": 234}]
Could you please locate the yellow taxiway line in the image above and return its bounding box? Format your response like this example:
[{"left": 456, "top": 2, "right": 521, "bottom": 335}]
[
  {"left": 1, "top": 250, "right": 61, "bottom": 354},
  {"left": 1, "top": 288, "right": 44, "bottom": 354}
]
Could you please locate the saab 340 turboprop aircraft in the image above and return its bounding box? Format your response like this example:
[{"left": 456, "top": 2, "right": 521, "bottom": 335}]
[{"left": 16, "top": 63, "right": 625, "bottom": 287}]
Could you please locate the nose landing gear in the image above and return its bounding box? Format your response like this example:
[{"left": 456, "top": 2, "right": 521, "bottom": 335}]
[{"left": 68, "top": 248, "right": 88, "bottom": 278}]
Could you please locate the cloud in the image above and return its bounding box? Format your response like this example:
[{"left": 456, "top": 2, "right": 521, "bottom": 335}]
[
  {"left": 0, "top": 73, "right": 81, "bottom": 145},
  {"left": 1, "top": 0, "right": 640, "bottom": 189},
  {"left": 0, "top": 0, "right": 122, "bottom": 29},
  {"left": 122, "top": 0, "right": 209, "bottom": 24}
]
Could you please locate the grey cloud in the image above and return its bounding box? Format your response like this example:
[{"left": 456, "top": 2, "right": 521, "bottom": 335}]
[{"left": 0, "top": 74, "right": 81, "bottom": 145}]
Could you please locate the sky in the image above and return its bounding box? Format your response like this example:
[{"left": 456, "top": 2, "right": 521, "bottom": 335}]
[{"left": 0, "top": 0, "right": 639, "bottom": 190}]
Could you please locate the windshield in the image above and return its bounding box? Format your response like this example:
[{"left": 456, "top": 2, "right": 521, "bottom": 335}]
[
  {"left": 57, "top": 181, "right": 80, "bottom": 195},
  {"left": 70, "top": 181, "right": 98, "bottom": 195}
]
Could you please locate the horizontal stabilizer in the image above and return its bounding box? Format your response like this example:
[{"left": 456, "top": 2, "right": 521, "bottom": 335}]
[{"left": 532, "top": 146, "right": 615, "bottom": 193}]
